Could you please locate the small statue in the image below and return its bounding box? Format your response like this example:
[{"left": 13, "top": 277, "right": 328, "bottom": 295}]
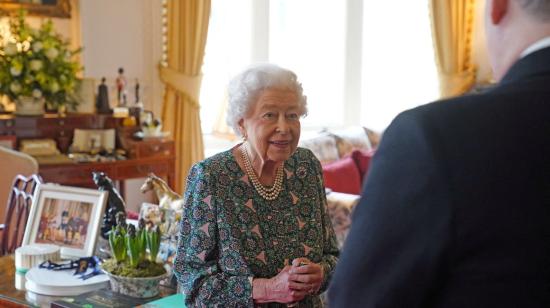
[
  {"left": 115, "top": 67, "right": 128, "bottom": 107},
  {"left": 96, "top": 77, "right": 111, "bottom": 114},
  {"left": 135, "top": 78, "right": 141, "bottom": 104},
  {"left": 92, "top": 171, "right": 126, "bottom": 239},
  {"left": 140, "top": 173, "right": 183, "bottom": 212}
]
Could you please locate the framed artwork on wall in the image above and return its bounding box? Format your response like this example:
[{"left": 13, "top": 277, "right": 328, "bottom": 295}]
[
  {"left": 0, "top": 0, "right": 71, "bottom": 18},
  {"left": 22, "top": 184, "right": 107, "bottom": 259}
]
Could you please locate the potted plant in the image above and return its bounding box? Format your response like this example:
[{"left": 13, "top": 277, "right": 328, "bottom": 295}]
[
  {"left": 0, "top": 10, "right": 81, "bottom": 115},
  {"left": 101, "top": 213, "right": 167, "bottom": 298}
]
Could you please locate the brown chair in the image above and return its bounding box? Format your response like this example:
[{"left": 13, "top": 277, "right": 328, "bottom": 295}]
[
  {"left": 0, "top": 174, "right": 42, "bottom": 256},
  {"left": 0, "top": 146, "right": 38, "bottom": 226}
]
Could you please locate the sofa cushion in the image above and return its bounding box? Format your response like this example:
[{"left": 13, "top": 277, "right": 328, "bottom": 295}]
[
  {"left": 330, "top": 126, "right": 373, "bottom": 158},
  {"left": 351, "top": 149, "right": 376, "bottom": 182},
  {"left": 322, "top": 156, "right": 362, "bottom": 195},
  {"left": 299, "top": 132, "right": 340, "bottom": 164}
]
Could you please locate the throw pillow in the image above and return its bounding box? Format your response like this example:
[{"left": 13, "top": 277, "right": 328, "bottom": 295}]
[
  {"left": 322, "top": 156, "right": 362, "bottom": 195},
  {"left": 329, "top": 126, "right": 373, "bottom": 158},
  {"left": 299, "top": 132, "right": 340, "bottom": 164},
  {"left": 351, "top": 149, "right": 376, "bottom": 182}
]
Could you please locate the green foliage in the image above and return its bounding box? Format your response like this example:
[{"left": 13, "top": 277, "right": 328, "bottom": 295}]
[
  {"left": 107, "top": 217, "right": 163, "bottom": 272},
  {"left": 108, "top": 226, "right": 126, "bottom": 263},
  {"left": 0, "top": 10, "right": 82, "bottom": 110},
  {"left": 102, "top": 258, "right": 166, "bottom": 278},
  {"left": 146, "top": 226, "right": 161, "bottom": 262},
  {"left": 125, "top": 224, "right": 140, "bottom": 268}
]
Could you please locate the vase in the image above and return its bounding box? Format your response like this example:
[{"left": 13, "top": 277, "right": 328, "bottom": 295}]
[
  {"left": 14, "top": 96, "right": 45, "bottom": 116},
  {"left": 57, "top": 104, "right": 67, "bottom": 117},
  {"left": 102, "top": 270, "right": 168, "bottom": 298}
]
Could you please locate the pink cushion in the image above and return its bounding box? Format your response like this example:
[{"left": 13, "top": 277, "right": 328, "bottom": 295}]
[
  {"left": 351, "top": 149, "right": 375, "bottom": 180},
  {"left": 322, "top": 156, "right": 362, "bottom": 195}
]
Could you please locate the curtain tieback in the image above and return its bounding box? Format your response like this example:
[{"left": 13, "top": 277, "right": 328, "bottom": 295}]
[{"left": 159, "top": 65, "right": 202, "bottom": 108}]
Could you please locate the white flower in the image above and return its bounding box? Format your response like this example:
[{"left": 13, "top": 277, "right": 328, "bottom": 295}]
[
  {"left": 45, "top": 48, "right": 59, "bottom": 60},
  {"left": 50, "top": 82, "right": 59, "bottom": 93},
  {"left": 32, "top": 89, "right": 42, "bottom": 98},
  {"left": 10, "top": 66, "right": 22, "bottom": 76},
  {"left": 30, "top": 60, "right": 43, "bottom": 71},
  {"left": 32, "top": 41, "right": 43, "bottom": 53},
  {"left": 4, "top": 43, "right": 17, "bottom": 56},
  {"left": 10, "top": 82, "right": 21, "bottom": 94}
]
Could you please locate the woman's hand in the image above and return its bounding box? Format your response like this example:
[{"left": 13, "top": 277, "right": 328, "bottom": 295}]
[
  {"left": 288, "top": 258, "right": 324, "bottom": 295},
  {"left": 252, "top": 266, "right": 308, "bottom": 304}
]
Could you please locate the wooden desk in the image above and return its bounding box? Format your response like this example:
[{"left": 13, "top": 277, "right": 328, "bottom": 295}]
[
  {"left": 39, "top": 155, "right": 176, "bottom": 196},
  {"left": 0, "top": 114, "right": 177, "bottom": 236},
  {"left": 0, "top": 113, "right": 176, "bottom": 195}
]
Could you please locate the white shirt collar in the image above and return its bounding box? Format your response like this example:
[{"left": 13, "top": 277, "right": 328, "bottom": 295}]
[{"left": 520, "top": 36, "right": 550, "bottom": 58}]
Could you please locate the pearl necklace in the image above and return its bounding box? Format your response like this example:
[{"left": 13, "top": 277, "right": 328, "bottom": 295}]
[{"left": 240, "top": 143, "right": 284, "bottom": 200}]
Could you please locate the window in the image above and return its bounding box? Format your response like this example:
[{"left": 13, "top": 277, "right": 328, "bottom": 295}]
[
  {"left": 361, "top": 1, "right": 439, "bottom": 131},
  {"left": 200, "top": 0, "right": 439, "bottom": 134}
]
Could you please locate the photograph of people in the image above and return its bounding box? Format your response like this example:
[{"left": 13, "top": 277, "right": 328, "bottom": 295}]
[
  {"left": 35, "top": 198, "right": 92, "bottom": 249},
  {"left": 174, "top": 63, "right": 339, "bottom": 307}
]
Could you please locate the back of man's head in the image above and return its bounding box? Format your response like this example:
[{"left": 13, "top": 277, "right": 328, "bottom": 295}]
[
  {"left": 518, "top": 0, "right": 550, "bottom": 21},
  {"left": 486, "top": 0, "right": 550, "bottom": 80}
]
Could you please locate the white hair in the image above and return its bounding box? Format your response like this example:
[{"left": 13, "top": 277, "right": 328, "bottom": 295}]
[{"left": 226, "top": 63, "right": 308, "bottom": 137}]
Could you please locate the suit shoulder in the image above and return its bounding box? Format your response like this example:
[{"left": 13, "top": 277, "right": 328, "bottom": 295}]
[{"left": 395, "top": 91, "right": 505, "bottom": 135}]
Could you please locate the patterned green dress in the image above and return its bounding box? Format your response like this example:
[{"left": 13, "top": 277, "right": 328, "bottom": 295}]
[{"left": 174, "top": 147, "right": 339, "bottom": 307}]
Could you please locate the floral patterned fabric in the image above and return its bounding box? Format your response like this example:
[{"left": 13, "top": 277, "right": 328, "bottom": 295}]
[{"left": 174, "top": 147, "right": 339, "bottom": 307}]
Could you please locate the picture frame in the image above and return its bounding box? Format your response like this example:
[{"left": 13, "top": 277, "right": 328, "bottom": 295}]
[
  {"left": 0, "top": 0, "right": 71, "bottom": 18},
  {"left": 22, "top": 183, "right": 108, "bottom": 259},
  {"left": 70, "top": 128, "right": 116, "bottom": 153}
]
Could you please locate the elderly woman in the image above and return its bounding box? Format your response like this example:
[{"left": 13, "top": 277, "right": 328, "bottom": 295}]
[{"left": 174, "top": 64, "right": 339, "bottom": 307}]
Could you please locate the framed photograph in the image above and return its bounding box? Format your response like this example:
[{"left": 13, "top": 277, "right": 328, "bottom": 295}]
[{"left": 22, "top": 184, "right": 108, "bottom": 259}]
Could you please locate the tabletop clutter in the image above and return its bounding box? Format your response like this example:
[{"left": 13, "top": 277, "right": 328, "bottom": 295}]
[{"left": 10, "top": 171, "right": 183, "bottom": 302}]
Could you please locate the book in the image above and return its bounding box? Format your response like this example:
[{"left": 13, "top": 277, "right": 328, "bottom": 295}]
[
  {"left": 50, "top": 288, "right": 160, "bottom": 308},
  {"left": 136, "top": 293, "right": 186, "bottom": 307}
]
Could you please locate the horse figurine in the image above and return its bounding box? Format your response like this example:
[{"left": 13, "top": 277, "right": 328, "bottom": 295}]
[
  {"left": 140, "top": 173, "right": 183, "bottom": 212},
  {"left": 92, "top": 171, "right": 126, "bottom": 239}
]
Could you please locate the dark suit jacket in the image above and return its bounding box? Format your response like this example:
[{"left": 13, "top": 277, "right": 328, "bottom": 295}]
[{"left": 328, "top": 47, "right": 550, "bottom": 307}]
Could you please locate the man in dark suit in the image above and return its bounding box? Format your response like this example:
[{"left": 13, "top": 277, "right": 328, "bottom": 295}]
[{"left": 328, "top": 0, "right": 550, "bottom": 307}]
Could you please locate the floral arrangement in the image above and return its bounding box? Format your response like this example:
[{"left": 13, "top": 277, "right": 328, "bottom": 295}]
[
  {"left": 102, "top": 213, "right": 165, "bottom": 278},
  {"left": 0, "top": 10, "right": 81, "bottom": 110}
]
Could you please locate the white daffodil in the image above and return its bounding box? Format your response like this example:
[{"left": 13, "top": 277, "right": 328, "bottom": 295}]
[
  {"left": 32, "top": 41, "right": 43, "bottom": 53},
  {"left": 4, "top": 43, "right": 17, "bottom": 56},
  {"left": 32, "top": 89, "right": 42, "bottom": 99},
  {"left": 10, "top": 66, "right": 22, "bottom": 76},
  {"left": 45, "top": 48, "right": 59, "bottom": 60},
  {"left": 30, "top": 60, "right": 43, "bottom": 71},
  {"left": 50, "top": 81, "right": 59, "bottom": 93},
  {"left": 10, "top": 82, "right": 21, "bottom": 94}
]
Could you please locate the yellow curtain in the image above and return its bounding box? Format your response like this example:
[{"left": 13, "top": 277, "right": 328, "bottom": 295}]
[
  {"left": 160, "top": 0, "right": 211, "bottom": 193},
  {"left": 429, "top": 0, "right": 477, "bottom": 98}
]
